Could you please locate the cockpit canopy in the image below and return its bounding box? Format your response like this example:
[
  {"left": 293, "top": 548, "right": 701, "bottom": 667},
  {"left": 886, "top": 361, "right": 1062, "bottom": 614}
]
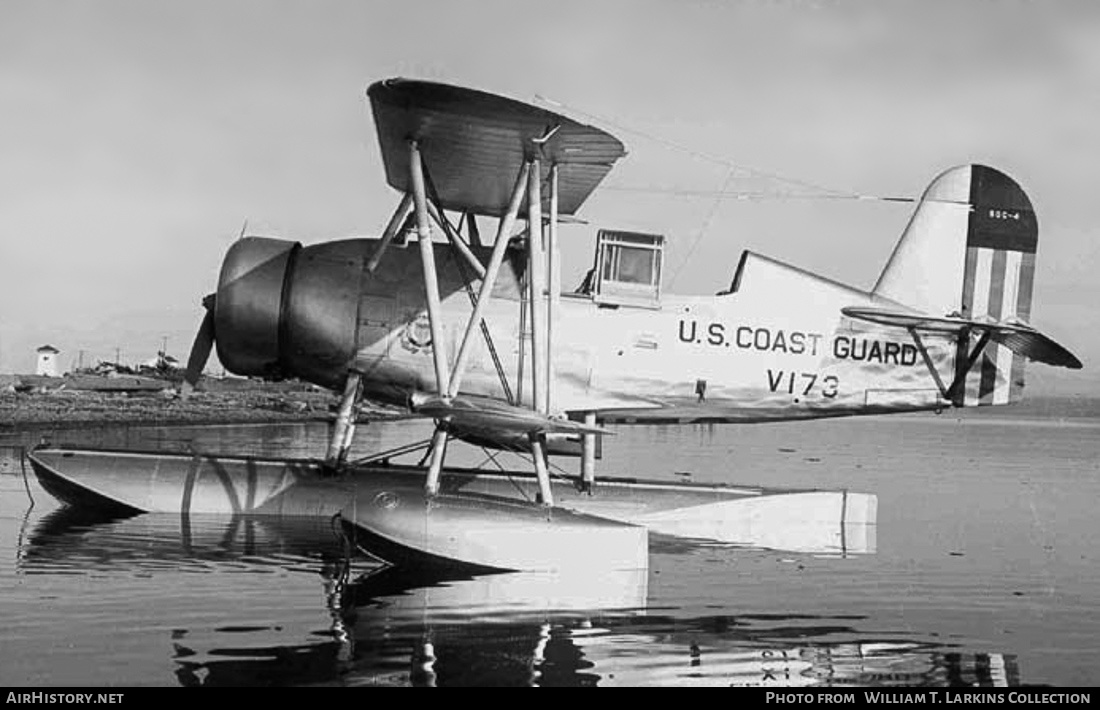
[{"left": 590, "top": 229, "right": 665, "bottom": 308}]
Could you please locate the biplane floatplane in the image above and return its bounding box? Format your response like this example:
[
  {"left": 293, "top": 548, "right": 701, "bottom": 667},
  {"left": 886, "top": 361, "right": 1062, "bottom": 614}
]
[{"left": 28, "top": 78, "right": 1081, "bottom": 573}]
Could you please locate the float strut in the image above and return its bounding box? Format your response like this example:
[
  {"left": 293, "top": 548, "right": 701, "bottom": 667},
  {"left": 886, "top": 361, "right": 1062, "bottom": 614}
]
[
  {"left": 409, "top": 139, "right": 454, "bottom": 496},
  {"left": 325, "top": 371, "right": 363, "bottom": 471},
  {"left": 581, "top": 411, "right": 597, "bottom": 493},
  {"left": 529, "top": 433, "right": 554, "bottom": 507},
  {"left": 424, "top": 427, "right": 449, "bottom": 498}
]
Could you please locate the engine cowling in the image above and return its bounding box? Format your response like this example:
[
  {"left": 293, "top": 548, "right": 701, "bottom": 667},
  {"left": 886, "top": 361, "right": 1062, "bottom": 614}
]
[{"left": 211, "top": 236, "right": 366, "bottom": 390}]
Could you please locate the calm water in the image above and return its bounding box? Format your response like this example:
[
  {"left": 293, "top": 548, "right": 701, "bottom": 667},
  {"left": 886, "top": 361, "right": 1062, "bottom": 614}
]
[{"left": 1, "top": 406, "right": 1098, "bottom": 687}]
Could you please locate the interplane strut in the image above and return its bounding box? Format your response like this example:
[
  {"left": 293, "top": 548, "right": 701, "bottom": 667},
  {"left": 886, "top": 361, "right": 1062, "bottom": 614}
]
[
  {"left": 325, "top": 130, "right": 604, "bottom": 508},
  {"left": 409, "top": 145, "right": 561, "bottom": 505}
]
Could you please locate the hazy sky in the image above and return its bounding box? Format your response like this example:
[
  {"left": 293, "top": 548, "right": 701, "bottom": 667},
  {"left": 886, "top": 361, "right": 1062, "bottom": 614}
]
[{"left": 2, "top": 0, "right": 1098, "bottom": 396}]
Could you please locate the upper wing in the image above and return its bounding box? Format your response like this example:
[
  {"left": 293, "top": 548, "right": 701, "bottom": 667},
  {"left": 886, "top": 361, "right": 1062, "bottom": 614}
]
[
  {"left": 841, "top": 306, "right": 1082, "bottom": 369},
  {"left": 367, "top": 78, "right": 627, "bottom": 218}
]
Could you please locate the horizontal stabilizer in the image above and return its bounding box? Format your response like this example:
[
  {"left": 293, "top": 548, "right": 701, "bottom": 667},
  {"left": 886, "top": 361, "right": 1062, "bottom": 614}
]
[
  {"left": 410, "top": 393, "right": 613, "bottom": 436},
  {"left": 841, "top": 306, "right": 1082, "bottom": 369}
]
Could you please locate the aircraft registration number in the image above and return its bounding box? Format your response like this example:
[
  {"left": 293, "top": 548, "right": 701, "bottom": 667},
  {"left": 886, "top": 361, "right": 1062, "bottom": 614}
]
[{"left": 767, "top": 369, "right": 839, "bottom": 398}]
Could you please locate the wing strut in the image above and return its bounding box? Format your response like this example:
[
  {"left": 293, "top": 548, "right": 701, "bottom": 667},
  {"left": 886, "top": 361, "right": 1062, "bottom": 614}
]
[
  {"left": 526, "top": 157, "right": 556, "bottom": 506},
  {"left": 446, "top": 162, "right": 529, "bottom": 399},
  {"left": 547, "top": 163, "right": 559, "bottom": 412},
  {"left": 366, "top": 192, "right": 413, "bottom": 273},
  {"left": 407, "top": 140, "right": 456, "bottom": 496},
  {"left": 404, "top": 140, "right": 573, "bottom": 506},
  {"left": 409, "top": 140, "right": 452, "bottom": 394},
  {"left": 426, "top": 197, "right": 487, "bottom": 279},
  {"left": 448, "top": 243, "right": 517, "bottom": 406},
  {"left": 413, "top": 148, "right": 557, "bottom": 506},
  {"left": 528, "top": 158, "right": 548, "bottom": 417}
]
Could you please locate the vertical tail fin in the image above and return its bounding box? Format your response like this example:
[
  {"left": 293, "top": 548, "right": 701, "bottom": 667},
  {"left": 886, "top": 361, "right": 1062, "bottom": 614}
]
[{"left": 872, "top": 164, "right": 1038, "bottom": 406}]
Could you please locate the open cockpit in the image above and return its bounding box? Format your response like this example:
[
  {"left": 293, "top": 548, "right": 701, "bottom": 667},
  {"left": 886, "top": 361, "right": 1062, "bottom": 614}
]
[{"left": 573, "top": 229, "right": 666, "bottom": 309}]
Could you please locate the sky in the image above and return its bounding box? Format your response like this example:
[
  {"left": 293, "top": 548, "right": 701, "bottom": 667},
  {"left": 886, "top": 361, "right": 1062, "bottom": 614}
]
[{"left": 1, "top": 0, "right": 1098, "bottom": 396}]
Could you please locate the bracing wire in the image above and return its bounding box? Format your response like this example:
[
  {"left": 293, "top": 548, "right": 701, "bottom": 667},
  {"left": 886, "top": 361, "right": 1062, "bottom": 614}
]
[
  {"left": 533, "top": 94, "right": 852, "bottom": 198},
  {"left": 669, "top": 164, "right": 738, "bottom": 286},
  {"left": 602, "top": 186, "right": 917, "bottom": 203},
  {"left": 531, "top": 93, "right": 953, "bottom": 286}
]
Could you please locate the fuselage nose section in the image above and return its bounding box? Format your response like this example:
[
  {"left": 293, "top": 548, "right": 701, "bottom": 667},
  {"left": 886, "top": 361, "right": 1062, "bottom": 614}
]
[
  {"left": 280, "top": 239, "right": 370, "bottom": 388},
  {"left": 214, "top": 236, "right": 299, "bottom": 378},
  {"left": 214, "top": 237, "right": 374, "bottom": 389}
]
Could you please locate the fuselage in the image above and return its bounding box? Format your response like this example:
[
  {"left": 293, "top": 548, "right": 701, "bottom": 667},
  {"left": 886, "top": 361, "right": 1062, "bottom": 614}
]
[{"left": 334, "top": 236, "right": 966, "bottom": 423}]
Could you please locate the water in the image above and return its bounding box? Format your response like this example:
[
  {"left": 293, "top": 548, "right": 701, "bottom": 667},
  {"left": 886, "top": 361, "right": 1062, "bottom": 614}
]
[{"left": 1, "top": 405, "right": 1098, "bottom": 687}]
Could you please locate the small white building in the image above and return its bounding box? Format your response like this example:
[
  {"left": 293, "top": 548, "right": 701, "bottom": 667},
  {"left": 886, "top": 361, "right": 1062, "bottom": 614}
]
[{"left": 36, "top": 345, "right": 61, "bottom": 377}]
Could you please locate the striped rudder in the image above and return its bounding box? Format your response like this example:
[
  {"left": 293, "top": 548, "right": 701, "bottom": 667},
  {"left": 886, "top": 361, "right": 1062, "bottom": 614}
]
[
  {"left": 872, "top": 164, "right": 1038, "bottom": 407},
  {"left": 957, "top": 165, "right": 1036, "bottom": 406}
]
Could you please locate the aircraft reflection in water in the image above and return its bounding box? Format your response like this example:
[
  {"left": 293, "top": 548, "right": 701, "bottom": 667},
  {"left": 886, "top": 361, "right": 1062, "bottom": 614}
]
[
  {"left": 339, "top": 567, "right": 1018, "bottom": 688},
  {"left": 21, "top": 507, "right": 1018, "bottom": 688}
]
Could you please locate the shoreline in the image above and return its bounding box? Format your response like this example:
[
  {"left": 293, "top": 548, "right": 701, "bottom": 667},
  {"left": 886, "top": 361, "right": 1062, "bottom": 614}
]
[
  {"left": 3, "top": 384, "right": 1096, "bottom": 432},
  {"left": 0, "top": 386, "right": 406, "bottom": 432}
]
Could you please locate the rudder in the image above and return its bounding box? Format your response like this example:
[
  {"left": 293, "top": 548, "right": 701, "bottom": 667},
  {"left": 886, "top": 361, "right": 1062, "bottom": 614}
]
[{"left": 872, "top": 164, "right": 1038, "bottom": 406}]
